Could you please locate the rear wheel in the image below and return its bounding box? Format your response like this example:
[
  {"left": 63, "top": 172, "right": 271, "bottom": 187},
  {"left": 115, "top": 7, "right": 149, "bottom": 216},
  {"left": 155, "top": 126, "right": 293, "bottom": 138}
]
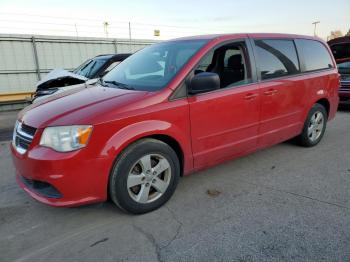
[
  {"left": 297, "top": 103, "right": 327, "bottom": 147},
  {"left": 109, "top": 138, "right": 180, "bottom": 214}
]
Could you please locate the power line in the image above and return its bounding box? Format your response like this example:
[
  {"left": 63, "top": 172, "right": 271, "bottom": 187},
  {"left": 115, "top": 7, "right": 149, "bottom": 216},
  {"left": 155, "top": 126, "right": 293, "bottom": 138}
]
[{"left": 0, "top": 12, "right": 209, "bottom": 30}]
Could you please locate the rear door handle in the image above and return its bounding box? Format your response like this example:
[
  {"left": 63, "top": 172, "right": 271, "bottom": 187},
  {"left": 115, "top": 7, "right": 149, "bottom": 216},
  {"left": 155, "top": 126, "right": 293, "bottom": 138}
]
[
  {"left": 264, "top": 89, "right": 278, "bottom": 96},
  {"left": 244, "top": 93, "right": 259, "bottom": 100}
]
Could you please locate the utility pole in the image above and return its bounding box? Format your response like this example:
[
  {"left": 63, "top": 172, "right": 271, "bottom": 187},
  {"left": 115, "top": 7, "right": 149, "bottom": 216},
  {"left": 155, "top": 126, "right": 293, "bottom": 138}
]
[
  {"left": 128, "top": 22, "right": 132, "bottom": 52},
  {"left": 312, "top": 21, "right": 320, "bottom": 36},
  {"left": 103, "top": 21, "right": 109, "bottom": 38},
  {"left": 74, "top": 23, "right": 79, "bottom": 38}
]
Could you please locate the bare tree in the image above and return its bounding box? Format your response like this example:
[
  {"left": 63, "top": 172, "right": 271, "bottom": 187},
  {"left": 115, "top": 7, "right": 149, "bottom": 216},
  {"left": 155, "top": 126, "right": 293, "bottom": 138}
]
[{"left": 328, "top": 30, "right": 343, "bottom": 40}]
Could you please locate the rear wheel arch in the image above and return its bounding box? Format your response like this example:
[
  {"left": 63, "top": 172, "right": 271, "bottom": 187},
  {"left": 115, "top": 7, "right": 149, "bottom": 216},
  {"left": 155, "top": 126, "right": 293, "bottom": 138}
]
[
  {"left": 314, "top": 98, "right": 330, "bottom": 118},
  {"left": 303, "top": 97, "right": 330, "bottom": 124},
  {"left": 297, "top": 103, "right": 328, "bottom": 147}
]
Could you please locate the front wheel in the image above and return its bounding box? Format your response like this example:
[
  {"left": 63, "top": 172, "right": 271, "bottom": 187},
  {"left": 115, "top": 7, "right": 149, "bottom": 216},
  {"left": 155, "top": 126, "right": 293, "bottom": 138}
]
[
  {"left": 109, "top": 138, "right": 180, "bottom": 214},
  {"left": 297, "top": 103, "right": 327, "bottom": 147}
]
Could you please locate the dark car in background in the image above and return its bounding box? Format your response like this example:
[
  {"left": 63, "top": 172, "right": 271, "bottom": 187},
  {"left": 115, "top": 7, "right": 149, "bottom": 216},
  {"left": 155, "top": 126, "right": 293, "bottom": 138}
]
[
  {"left": 328, "top": 36, "right": 350, "bottom": 103},
  {"left": 32, "top": 53, "right": 131, "bottom": 102}
]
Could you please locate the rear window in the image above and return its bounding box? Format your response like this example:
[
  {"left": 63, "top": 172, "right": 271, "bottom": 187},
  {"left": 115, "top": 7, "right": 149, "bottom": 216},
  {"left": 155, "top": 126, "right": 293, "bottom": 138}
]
[
  {"left": 330, "top": 43, "right": 350, "bottom": 60},
  {"left": 254, "top": 39, "right": 300, "bottom": 80},
  {"left": 295, "top": 39, "right": 334, "bottom": 72}
]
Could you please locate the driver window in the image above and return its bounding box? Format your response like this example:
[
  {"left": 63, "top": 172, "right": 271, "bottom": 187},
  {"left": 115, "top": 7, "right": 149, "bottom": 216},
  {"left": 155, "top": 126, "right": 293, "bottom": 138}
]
[{"left": 194, "top": 41, "right": 252, "bottom": 89}]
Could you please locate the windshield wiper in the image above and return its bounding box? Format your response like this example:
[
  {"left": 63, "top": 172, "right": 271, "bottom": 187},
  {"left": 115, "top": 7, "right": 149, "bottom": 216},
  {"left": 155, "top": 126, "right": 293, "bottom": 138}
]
[
  {"left": 97, "top": 78, "right": 107, "bottom": 86},
  {"left": 104, "top": 80, "right": 135, "bottom": 90}
]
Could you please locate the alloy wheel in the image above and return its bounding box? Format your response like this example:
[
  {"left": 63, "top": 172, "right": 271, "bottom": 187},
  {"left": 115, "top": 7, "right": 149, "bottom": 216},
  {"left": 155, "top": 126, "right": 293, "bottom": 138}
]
[
  {"left": 307, "top": 111, "right": 324, "bottom": 142},
  {"left": 127, "top": 154, "right": 171, "bottom": 204}
]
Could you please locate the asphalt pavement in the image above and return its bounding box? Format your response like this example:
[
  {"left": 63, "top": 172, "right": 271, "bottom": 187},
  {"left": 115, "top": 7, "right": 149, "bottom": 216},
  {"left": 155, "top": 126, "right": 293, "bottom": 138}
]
[{"left": 1, "top": 107, "right": 350, "bottom": 262}]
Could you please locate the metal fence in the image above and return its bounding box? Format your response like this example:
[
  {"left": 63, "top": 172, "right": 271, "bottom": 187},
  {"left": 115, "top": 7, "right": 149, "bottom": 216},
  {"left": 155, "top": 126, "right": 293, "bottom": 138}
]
[{"left": 0, "top": 34, "right": 156, "bottom": 98}]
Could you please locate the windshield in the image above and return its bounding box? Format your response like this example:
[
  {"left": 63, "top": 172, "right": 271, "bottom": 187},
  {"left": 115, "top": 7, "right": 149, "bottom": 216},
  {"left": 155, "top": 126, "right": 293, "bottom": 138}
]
[
  {"left": 73, "top": 59, "right": 107, "bottom": 78},
  {"left": 102, "top": 40, "right": 208, "bottom": 91}
]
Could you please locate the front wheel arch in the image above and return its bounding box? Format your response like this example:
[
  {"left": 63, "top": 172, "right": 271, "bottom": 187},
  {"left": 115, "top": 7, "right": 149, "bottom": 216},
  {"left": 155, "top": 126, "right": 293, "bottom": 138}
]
[
  {"left": 108, "top": 138, "right": 181, "bottom": 214},
  {"left": 106, "top": 133, "right": 185, "bottom": 200}
]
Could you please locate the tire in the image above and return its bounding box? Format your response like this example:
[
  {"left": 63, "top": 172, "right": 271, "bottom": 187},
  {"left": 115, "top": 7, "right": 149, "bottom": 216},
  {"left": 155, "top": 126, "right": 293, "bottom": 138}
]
[
  {"left": 109, "top": 138, "right": 180, "bottom": 214},
  {"left": 297, "top": 103, "right": 328, "bottom": 147}
]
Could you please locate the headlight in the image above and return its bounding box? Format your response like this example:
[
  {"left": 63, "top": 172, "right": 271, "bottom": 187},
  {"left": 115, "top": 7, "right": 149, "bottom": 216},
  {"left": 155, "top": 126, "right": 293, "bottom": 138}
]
[{"left": 40, "top": 125, "right": 93, "bottom": 152}]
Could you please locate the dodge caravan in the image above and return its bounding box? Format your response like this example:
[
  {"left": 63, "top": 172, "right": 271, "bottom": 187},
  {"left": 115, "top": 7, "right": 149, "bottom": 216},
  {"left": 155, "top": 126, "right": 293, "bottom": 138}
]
[{"left": 11, "top": 33, "right": 339, "bottom": 214}]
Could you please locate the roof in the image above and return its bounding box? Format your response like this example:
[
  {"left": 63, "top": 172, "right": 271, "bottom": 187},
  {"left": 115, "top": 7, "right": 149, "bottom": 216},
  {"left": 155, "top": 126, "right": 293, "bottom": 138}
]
[{"left": 171, "top": 33, "right": 322, "bottom": 42}]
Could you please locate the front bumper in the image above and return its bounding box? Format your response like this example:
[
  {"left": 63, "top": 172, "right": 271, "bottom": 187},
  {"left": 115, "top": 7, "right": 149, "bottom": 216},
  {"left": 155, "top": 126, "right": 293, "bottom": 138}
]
[{"left": 11, "top": 143, "right": 112, "bottom": 207}]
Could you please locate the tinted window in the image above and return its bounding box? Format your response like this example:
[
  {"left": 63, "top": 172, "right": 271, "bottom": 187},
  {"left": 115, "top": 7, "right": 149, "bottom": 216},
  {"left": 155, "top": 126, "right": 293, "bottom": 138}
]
[
  {"left": 103, "top": 40, "right": 207, "bottom": 91},
  {"left": 338, "top": 61, "right": 350, "bottom": 69},
  {"left": 104, "top": 61, "right": 121, "bottom": 73},
  {"left": 296, "top": 39, "right": 334, "bottom": 72},
  {"left": 223, "top": 49, "right": 241, "bottom": 67},
  {"left": 194, "top": 41, "right": 252, "bottom": 89},
  {"left": 330, "top": 43, "right": 350, "bottom": 60},
  {"left": 195, "top": 50, "right": 214, "bottom": 73},
  {"left": 87, "top": 59, "right": 107, "bottom": 78},
  {"left": 338, "top": 61, "right": 350, "bottom": 76},
  {"left": 73, "top": 59, "right": 93, "bottom": 75},
  {"left": 73, "top": 59, "right": 107, "bottom": 78},
  {"left": 254, "top": 39, "right": 300, "bottom": 80}
]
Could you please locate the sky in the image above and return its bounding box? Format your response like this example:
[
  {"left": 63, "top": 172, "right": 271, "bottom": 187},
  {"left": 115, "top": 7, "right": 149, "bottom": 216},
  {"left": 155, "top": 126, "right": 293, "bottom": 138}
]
[{"left": 0, "top": 0, "right": 349, "bottom": 40}]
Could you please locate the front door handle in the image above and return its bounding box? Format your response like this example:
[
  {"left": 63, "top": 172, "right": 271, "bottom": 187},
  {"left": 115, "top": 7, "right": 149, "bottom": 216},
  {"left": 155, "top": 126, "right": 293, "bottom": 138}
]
[
  {"left": 264, "top": 89, "right": 278, "bottom": 96},
  {"left": 244, "top": 93, "right": 259, "bottom": 100}
]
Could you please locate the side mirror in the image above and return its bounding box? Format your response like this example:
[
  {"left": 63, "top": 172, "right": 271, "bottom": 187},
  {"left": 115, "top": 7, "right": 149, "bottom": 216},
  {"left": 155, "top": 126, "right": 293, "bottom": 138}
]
[{"left": 188, "top": 72, "right": 220, "bottom": 95}]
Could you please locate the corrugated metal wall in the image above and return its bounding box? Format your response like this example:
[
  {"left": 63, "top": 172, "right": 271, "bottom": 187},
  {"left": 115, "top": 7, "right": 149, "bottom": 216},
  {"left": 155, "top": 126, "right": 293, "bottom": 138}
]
[{"left": 0, "top": 34, "right": 156, "bottom": 95}]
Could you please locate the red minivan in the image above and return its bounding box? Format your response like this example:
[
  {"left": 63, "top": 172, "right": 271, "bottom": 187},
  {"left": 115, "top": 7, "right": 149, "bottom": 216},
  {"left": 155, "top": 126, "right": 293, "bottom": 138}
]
[{"left": 11, "top": 33, "right": 339, "bottom": 214}]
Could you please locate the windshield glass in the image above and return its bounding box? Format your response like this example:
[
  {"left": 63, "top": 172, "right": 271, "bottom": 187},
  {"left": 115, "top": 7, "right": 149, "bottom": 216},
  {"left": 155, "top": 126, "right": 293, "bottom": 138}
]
[
  {"left": 73, "top": 59, "right": 107, "bottom": 78},
  {"left": 73, "top": 59, "right": 92, "bottom": 75},
  {"left": 103, "top": 40, "right": 208, "bottom": 91}
]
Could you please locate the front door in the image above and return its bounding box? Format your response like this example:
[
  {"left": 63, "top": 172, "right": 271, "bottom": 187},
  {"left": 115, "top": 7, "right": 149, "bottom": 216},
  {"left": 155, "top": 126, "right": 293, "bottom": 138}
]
[{"left": 188, "top": 40, "right": 261, "bottom": 169}]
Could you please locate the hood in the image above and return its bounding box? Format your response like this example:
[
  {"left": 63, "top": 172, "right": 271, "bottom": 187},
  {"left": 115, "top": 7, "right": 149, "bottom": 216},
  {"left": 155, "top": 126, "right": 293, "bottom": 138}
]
[
  {"left": 36, "top": 69, "right": 88, "bottom": 90},
  {"left": 19, "top": 84, "right": 149, "bottom": 128}
]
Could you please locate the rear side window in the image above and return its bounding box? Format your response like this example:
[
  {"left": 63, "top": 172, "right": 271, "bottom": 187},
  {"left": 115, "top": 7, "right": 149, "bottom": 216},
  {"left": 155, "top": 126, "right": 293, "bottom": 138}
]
[
  {"left": 296, "top": 39, "right": 334, "bottom": 72},
  {"left": 254, "top": 39, "right": 300, "bottom": 80}
]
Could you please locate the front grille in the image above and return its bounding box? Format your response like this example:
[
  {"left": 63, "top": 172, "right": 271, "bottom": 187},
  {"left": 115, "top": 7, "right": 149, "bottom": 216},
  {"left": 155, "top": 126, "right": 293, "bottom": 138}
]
[
  {"left": 21, "top": 123, "right": 36, "bottom": 137},
  {"left": 340, "top": 81, "right": 350, "bottom": 90},
  {"left": 13, "top": 121, "right": 37, "bottom": 154}
]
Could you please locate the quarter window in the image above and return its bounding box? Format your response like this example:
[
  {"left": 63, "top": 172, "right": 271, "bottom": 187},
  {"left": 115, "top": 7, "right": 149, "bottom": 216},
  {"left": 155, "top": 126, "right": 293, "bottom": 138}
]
[
  {"left": 296, "top": 39, "right": 334, "bottom": 72},
  {"left": 254, "top": 39, "right": 300, "bottom": 80}
]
